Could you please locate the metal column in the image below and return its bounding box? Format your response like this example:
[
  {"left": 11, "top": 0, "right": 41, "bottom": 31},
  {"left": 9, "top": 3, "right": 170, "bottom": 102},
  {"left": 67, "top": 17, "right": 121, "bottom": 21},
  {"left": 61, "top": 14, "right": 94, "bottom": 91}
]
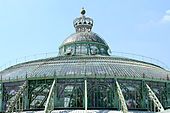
[
  {"left": 84, "top": 79, "right": 87, "bottom": 113},
  {"left": 44, "top": 79, "right": 56, "bottom": 113},
  {"left": 115, "top": 80, "right": 128, "bottom": 113}
]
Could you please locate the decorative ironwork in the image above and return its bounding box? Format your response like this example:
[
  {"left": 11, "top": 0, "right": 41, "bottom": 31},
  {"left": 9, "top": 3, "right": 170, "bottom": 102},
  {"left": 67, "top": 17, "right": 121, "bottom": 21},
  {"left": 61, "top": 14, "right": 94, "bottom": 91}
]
[
  {"left": 0, "top": 8, "right": 169, "bottom": 113},
  {"left": 59, "top": 8, "right": 110, "bottom": 56},
  {"left": 6, "top": 81, "right": 27, "bottom": 113},
  {"left": 29, "top": 79, "right": 53, "bottom": 109},
  {"left": 118, "top": 80, "right": 142, "bottom": 109},
  {"left": 44, "top": 80, "right": 56, "bottom": 113},
  {"left": 87, "top": 79, "right": 115, "bottom": 108},
  {"left": 56, "top": 79, "right": 84, "bottom": 108},
  {"left": 0, "top": 78, "right": 169, "bottom": 112},
  {"left": 146, "top": 84, "right": 164, "bottom": 112},
  {"left": 115, "top": 80, "right": 128, "bottom": 113},
  {"left": 74, "top": 8, "right": 93, "bottom": 32}
]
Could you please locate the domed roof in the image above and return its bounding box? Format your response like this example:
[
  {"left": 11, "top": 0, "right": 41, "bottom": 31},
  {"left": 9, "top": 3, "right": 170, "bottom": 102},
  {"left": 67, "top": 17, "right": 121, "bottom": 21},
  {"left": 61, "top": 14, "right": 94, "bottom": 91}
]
[
  {"left": 0, "top": 56, "right": 169, "bottom": 81},
  {"left": 61, "top": 32, "right": 109, "bottom": 47},
  {"left": 59, "top": 8, "right": 110, "bottom": 56}
]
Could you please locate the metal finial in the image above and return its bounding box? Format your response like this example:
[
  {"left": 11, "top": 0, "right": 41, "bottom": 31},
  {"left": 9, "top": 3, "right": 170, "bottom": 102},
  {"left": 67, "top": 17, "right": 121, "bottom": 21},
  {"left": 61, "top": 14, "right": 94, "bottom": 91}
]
[{"left": 81, "top": 8, "right": 86, "bottom": 15}]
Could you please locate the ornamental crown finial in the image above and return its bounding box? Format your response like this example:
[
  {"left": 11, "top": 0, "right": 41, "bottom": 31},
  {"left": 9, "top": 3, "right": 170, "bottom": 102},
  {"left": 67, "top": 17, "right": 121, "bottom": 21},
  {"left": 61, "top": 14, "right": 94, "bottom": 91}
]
[
  {"left": 80, "top": 7, "right": 86, "bottom": 15},
  {"left": 73, "top": 8, "right": 93, "bottom": 32}
]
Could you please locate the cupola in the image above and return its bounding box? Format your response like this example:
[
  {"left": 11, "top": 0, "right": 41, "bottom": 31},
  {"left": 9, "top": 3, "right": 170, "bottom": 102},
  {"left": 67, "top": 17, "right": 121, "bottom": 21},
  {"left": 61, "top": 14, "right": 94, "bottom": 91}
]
[{"left": 59, "top": 8, "right": 110, "bottom": 56}]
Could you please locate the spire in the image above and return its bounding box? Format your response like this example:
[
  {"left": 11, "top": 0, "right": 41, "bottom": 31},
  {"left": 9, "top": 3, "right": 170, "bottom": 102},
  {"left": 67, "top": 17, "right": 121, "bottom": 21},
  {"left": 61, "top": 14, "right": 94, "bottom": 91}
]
[{"left": 73, "top": 8, "right": 93, "bottom": 32}]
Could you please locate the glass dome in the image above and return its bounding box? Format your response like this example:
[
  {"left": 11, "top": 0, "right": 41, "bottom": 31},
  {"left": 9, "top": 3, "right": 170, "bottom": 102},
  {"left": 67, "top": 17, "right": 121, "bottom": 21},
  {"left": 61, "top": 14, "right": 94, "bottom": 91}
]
[
  {"left": 0, "top": 8, "right": 170, "bottom": 113},
  {"left": 59, "top": 8, "right": 110, "bottom": 56},
  {"left": 59, "top": 32, "right": 110, "bottom": 56}
]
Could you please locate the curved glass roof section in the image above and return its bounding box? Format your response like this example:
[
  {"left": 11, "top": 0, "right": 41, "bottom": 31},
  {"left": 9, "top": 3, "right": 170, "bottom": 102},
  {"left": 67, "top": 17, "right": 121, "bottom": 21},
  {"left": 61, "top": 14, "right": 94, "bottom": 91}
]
[
  {"left": 0, "top": 8, "right": 169, "bottom": 82},
  {"left": 59, "top": 8, "right": 110, "bottom": 56},
  {"left": 61, "top": 32, "right": 108, "bottom": 46},
  {"left": 0, "top": 56, "right": 169, "bottom": 81}
]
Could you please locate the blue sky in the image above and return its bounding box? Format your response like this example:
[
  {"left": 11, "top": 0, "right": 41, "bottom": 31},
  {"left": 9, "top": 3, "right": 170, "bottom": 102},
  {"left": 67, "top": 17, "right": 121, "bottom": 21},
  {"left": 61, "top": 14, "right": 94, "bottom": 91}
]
[{"left": 0, "top": 0, "right": 170, "bottom": 70}]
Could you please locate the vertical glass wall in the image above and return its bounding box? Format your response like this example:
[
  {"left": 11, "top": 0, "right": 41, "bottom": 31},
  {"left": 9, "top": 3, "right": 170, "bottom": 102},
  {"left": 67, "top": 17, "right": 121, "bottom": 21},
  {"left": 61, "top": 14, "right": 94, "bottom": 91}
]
[
  {"left": 55, "top": 79, "right": 84, "bottom": 108},
  {"left": 75, "top": 44, "right": 88, "bottom": 55},
  {"left": 59, "top": 43, "right": 109, "bottom": 56},
  {"left": 146, "top": 81, "right": 167, "bottom": 111},
  {"left": 167, "top": 83, "right": 170, "bottom": 108},
  {"left": 87, "top": 79, "right": 115, "bottom": 109},
  {"left": 2, "top": 79, "right": 169, "bottom": 112},
  {"left": 118, "top": 80, "right": 142, "bottom": 109},
  {"left": 2, "top": 81, "right": 25, "bottom": 111},
  {"left": 28, "top": 79, "right": 53, "bottom": 109}
]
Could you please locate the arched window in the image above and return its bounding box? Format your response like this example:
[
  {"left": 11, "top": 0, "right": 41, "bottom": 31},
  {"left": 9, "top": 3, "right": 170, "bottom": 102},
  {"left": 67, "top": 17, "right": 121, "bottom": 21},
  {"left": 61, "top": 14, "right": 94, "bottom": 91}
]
[
  {"left": 100, "top": 48, "right": 105, "bottom": 55},
  {"left": 76, "top": 44, "right": 88, "bottom": 55},
  {"left": 65, "top": 45, "right": 74, "bottom": 55},
  {"left": 90, "top": 45, "right": 99, "bottom": 55}
]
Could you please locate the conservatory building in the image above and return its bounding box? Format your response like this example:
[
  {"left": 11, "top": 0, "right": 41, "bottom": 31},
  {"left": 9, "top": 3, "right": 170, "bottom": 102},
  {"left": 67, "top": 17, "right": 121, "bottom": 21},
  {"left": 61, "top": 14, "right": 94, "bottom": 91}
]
[{"left": 0, "top": 9, "right": 170, "bottom": 113}]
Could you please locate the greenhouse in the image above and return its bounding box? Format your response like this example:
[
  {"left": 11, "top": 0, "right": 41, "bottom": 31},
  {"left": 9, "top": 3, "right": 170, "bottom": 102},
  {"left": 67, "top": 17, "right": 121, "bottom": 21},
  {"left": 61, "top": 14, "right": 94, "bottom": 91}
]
[{"left": 0, "top": 8, "right": 170, "bottom": 113}]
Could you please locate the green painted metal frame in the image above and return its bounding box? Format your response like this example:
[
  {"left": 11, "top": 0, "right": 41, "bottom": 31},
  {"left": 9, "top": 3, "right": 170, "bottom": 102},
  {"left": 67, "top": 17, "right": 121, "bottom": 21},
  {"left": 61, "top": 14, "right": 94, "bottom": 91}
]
[
  {"left": 146, "top": 84, "right": 164, "bottom": 112},
  {"left": 2, "top": 71, "right": 170, "bottom": 83},
  {"left": 59, "top": 41, "right": 110, "bottom": 56},
  {"left": 115, "top": 80, "right": 128, "bottom": 113},
  {"left": 0, "top": 76, "right": 170, "bottom": 112},
  {"left": 6, "top": 81, "right": 27, "bottom": 113},
  {"left": 44, "top": 79, "right": 56, "bottom": 113},
  {"left": 84, "top": 79, "right": 87, "bottom": 112}
]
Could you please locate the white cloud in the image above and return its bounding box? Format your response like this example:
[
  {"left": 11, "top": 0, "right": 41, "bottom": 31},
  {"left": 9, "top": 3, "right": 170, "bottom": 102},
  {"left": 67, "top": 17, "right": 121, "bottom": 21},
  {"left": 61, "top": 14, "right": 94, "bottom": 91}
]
[
  {"left": 166, "top": 10, "right": 170, "bottom": 14},
  {"left": 137, "top": 10, "right": 170, "bottom": 30},
  {"left": 161, "top": 10, "right": 170, "bottom": 23}
]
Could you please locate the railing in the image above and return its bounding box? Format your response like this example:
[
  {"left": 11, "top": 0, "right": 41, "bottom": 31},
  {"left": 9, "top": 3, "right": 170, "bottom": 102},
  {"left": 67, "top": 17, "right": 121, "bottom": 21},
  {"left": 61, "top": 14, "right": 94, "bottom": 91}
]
[
  {"left": 0, "top": 52, "right": 58, "bottom": 72},
  {"left": 111, "top": 51, "right": 169, "bottom": 70},
  {"left": 0, "top": 51, "right": 169, "bottom": 72}
]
